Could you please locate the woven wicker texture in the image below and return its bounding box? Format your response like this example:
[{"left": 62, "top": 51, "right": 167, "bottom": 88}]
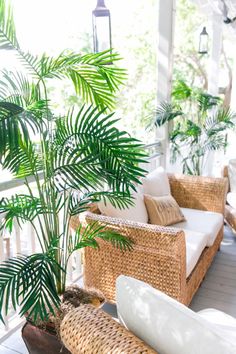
[
  {"left": 223, "top": 165, "right": 229, "bottom": 179},
  {"left": 71, "top": 174, "right": 227, "bottom": 305},
  {"left": 84, "top": 213, "right": 186, "bottom": 303},
  {"left": 60, "top": 304, "right": 157, "bottom": 354},
  {"left": 225, "top": 205, "right": 236, "bottom": 233},
  {"left": 168, "top": 174, "right": 228, "bottom": 214}
]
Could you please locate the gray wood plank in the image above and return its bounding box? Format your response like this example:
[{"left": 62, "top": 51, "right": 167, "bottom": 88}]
[
  {"left": 209, "top": 263, "right": 236, "bottom": 275},
  {"left": 0, "top": 345, "right": 22, "bottom": 354},
  {"left": 206, "top": 269, "right": 236, "bottom": 280},
  {"left": 203, "top": 274, "right": 236, "bottom": 287},
  {"left": 190, "top": 225, "right": 236, "bottom": 317},
  {"left": 1, "top": 329, "right": 27, "bottom": 354},
  {"left": 195, "top": 288, "right": 236, "bottom": 305}
]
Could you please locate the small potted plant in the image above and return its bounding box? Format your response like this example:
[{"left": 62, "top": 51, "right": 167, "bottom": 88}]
[{"left": 0, "top": 1, "right": 147, "bottom": 352}]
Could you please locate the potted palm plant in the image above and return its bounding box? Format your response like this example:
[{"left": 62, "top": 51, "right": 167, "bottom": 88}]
[
  {"left": 151, "top": 81, "right": 236, "bottom": 175},
  {"left": 0, "top": 1, "right": 147, "bottom": 352}
]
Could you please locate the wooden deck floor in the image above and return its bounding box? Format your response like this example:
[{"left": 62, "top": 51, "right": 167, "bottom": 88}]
[
  {"left": 190, "top": 225, "right": 236, "bottom": 316},
  {"left": 0, "top": 225, "right": 236, "bottom": 353}
]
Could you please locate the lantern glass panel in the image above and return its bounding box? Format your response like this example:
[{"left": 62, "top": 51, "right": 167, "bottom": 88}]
[
  {"left": 93, "top": 15, "right": 111, "bottom": 52},
  {"left": 199, "top": 35, "right": 208, "bottom": 53},
  {"left": 199, "top": 27, "right": 208, "bottom": 54}
]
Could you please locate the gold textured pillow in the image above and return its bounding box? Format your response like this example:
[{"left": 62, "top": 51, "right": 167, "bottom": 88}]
[{"left": 144, "top": 194, "right": 186, "bottom": 226}]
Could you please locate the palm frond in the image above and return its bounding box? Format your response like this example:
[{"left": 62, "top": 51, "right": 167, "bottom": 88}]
[
  {"left": 0, "top": 101, "right": 42, "bottom": 159},
  {"left": 68, "top": 222, "right": 133, "bottom": 257},
  {"left": 203, "top": 135, "right": 226, "bottom": 152},
  {"left": 213, "top": 107, "right": 236, "bottom": 126},
  {"left": 151, "top": 102, "right": 183, "bottom": 128},
  {"left": 0, "top": 70, "right": 47, "bottom": 118},
  {"left": 0, "top": 0, "right": 19, "bottom": 50},
  {"left": 197, "top": 92, "right": 220, "bottom": 112},
  {"left": 53, "top": 105, "right": 147, "bottom": 192},
  {"left": 184, "top": 120, "right": 201, "bottom": 138},
  {"left": 0, "top": 195, "right": 49, "bottom": 231},
  {"left": 3, "top": 138, "right": 42, "bottom": 178},
  {"left": 13, "top": 50, "right": 126, "bottom": 110},
  {"left": 0, "top": 254, "right": 61, "bottom": 323},
  {"left": 172, "top": 80, "right": 192, "bottom": 101},
  {"left": 69, "top": 191, "right": 134, "bottom": 216}
]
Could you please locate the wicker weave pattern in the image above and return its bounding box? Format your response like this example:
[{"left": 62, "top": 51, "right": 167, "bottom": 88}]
[
  {"left": 71, "top": 174, "right": 227, "bottom": 305},
  {"left": 225, "top": 205, "right": 236, "bottom": 233},
  {"left": 168, "top": 174, "right": 228, "bottom": 213},
  {"left": 84, "top": 213, "right": 186, "bottom": 303},
  {"left": 60, "top": 304, "right": 157, "bottom": 354}
]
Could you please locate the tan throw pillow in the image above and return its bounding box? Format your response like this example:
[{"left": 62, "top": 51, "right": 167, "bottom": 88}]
[{"left": 144, "top": 194, "right": 185, "bottom": 226}]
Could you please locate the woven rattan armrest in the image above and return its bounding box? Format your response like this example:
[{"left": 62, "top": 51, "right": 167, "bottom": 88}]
[
  {"left": 86, "top": 211, "right": 185, "bottom": 255},
  {"left": 84, "top": 212, "right": 186, "bottom": 302},
  {"left": 168, "top": 173, "right": 228, "bottom": 214},
  {"left": 60, "top": 304, "right": 157, "bottom": 354}
]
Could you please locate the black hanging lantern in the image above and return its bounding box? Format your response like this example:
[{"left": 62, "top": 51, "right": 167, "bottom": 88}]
[
  {"left": 92, "top": 0, "right": 112, "bottom": 53},
  {"left": 198, "top": 27, "right": 208, "bottom": 54}
]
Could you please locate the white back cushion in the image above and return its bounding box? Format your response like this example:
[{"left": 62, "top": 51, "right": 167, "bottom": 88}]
[
  {"left": 227, "top": 192, "right": 236, "bottom": 209},
  {"left": 98, "top": 193, "right": 148, "bottom": 223},
  {"left": 116, "top": 275, "right": 236, "bottom": 354},
  {"left": 140, "top": 166, "right": 170, "bottom": 197},
  {"left": 228, "top": 159, "right": 236, "bottom": 193}
]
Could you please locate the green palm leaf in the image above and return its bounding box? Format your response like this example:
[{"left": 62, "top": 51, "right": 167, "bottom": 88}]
[
  {"left": 3, "top": 139, "right": 42, "bottom": 178},
  {"left": 0, "top": 0, "right": 19, "bottom": 50},
  {"left": 151, "top": 102, "right": 183, "bottom": 128},
  {"left": 0, "top": 70, "right": 47, "bottom": 117},
  {"left": 53, "top": 105, "right": 147, "bottom": 192},
  {"left": 0, "top": 101, "right": 42, "bottom": 159},
  {"left": 0, "top": 195, "right": 49, "bottom": 231},
  {"left": 197, "top": 92, "right": 220, "bottom": 112},
  {"left": 0, "top": 254, "right": 61, "bottom": 323},
  {"left": 68, "top": 222, "right": 133, "bottom": 257},
  {"left": 69, "top": 191, "right": 134, "bottom": 216},
  {"left": 35, "top": 51, "right": 126, "bottom": 110}
]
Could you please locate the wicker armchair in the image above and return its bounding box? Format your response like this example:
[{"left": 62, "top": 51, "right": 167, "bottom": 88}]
[
  {"left": 60, "top": 304, "right": 157, "bottom": 354},
  {"left": 72, "top": 174, "right": 228, "bottom": 306},
  {"left": 222, "top": 165, "right": 236, "bottom": 232}
]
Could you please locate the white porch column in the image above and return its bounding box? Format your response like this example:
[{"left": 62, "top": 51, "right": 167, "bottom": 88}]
[
  {"left": 206, "top": 14, "right": 223, "bottom": 176},
  {"left": 208, "top": 14, "right": 223, "bottom": 96},
  {"left": 156, "top": 0, "right": 176, "bottom": 167}
]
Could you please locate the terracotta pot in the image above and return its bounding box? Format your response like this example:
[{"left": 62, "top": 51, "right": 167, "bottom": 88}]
[{"left": 22, "top": 321, "right": 71, "bottom": 354}]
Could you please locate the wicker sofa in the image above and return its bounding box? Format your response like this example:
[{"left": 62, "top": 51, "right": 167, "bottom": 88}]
[{"left": 79, "top": 173, "right": 228, "bottom": 306}]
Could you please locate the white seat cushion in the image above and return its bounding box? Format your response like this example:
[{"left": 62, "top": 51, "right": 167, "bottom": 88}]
[
  {"left": 116, "top": 275, "right": 236, "bottom": 354},
  {"left": 98, "top": 192, "right": 148, "bottom": 223},
  {"left": 198, "top": 308, "right": 236, "bottom": 347},
  {"left": 140, "top": 166, "right": 171, "bottom": 197},
  {"left": 172, "top": 208, "right": 223, "bottom": 247},
  {"left": 184, "top": 230, "right": 207, "bottom": 277},
  {"left": 227, "top": 192, "right": 236, "bottom": 209}
]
